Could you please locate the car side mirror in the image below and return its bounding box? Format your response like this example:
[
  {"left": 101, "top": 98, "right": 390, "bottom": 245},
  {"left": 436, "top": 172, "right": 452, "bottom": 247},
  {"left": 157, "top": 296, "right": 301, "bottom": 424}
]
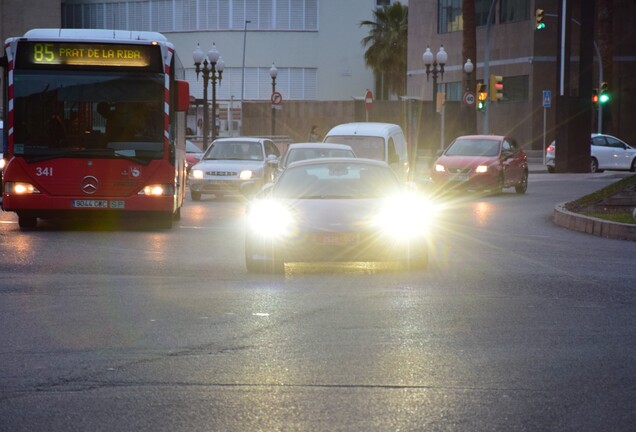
[{"left": 266, "top": 154, "right": 278, "bottom": 166}]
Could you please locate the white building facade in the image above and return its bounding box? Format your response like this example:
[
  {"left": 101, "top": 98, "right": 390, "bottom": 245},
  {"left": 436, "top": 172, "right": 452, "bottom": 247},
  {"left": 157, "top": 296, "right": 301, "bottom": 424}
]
[{"left": 60, "top": 0, "right": 394, "bottom": 104}]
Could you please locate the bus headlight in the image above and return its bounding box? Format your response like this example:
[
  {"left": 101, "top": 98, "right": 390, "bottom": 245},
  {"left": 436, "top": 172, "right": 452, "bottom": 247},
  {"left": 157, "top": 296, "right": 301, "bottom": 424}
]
[
  {"left": 138, "top": 184, "right": 174, "bottom": 196},
  {"left": 4, "top": 182, "right": 41, "bottom": 194}
]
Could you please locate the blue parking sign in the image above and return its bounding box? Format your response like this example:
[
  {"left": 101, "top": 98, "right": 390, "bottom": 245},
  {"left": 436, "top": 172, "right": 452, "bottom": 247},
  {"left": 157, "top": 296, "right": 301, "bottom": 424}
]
[{"left": 543, "top": 90, "right": 551, "bottom": 107}]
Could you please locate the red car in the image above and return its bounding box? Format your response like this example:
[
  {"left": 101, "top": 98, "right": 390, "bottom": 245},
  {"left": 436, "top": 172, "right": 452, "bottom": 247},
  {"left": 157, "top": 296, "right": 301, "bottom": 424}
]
[
  {"left": 185, "top": 140, "right": 204, "bottom": 174},
  {"left": 431, "top": 135, "right": 528, "bottom": 194}
]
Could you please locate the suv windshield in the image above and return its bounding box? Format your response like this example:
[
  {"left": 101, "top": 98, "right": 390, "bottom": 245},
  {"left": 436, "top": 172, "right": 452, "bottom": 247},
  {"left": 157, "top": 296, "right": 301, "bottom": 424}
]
[
  {"left": 12, "top": 70, "right": 164, "bottom": 160},
  {"left": 204, "top": 141, "right": 263, "bottom": 161},
  {"left": 324, "top": 135, "right": 385, "bottom": 160}
]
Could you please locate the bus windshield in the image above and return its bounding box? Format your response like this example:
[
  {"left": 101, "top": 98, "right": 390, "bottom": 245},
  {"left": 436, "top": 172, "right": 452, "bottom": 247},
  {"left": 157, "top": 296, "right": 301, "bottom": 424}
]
[{"left": 12, "top": 70, "right": 165, "bottom": 160}]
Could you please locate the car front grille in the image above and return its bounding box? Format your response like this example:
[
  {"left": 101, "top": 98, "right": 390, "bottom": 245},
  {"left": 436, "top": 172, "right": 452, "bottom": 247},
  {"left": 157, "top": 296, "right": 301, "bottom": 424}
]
[
  {"left": 206, "top": 171, "right": 238, "bottom": 177},
  {"left": 448, "top": 168, "right": 471, "bottom": 174}
]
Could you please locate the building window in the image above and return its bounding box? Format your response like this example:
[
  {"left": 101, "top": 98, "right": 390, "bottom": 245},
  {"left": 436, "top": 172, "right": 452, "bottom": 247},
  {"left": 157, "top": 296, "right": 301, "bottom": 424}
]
[
  {"left": 438, "top": 0, "right": 462, "bottom": 34},
  {"left": 186, "top": 67, "right": 317, "bottom": 101},
  {"left": 441, "top": 82, "right": 463, "bottom": 101},
  {"left": 500, "top": 0, "right": 529, "bottom": 24},
  {"left": 62, "top": 0, "right": 319, "bottom": 32},
  {"left": 476, "top": 0, "right": 491, "bottom": 26},
  {"left": 502, "top": 75, "right": 528, "bottom": 102}
]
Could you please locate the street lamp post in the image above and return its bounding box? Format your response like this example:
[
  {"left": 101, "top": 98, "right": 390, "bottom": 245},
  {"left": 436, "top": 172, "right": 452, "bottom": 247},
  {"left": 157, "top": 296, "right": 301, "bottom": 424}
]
[
  {"left": 193, "top": 43, "right": 224, "bottom": 150},
  {"left": 463, "top": 58, "right": 475, "bottom": 135},
  {"left": 422, "top": 45, "right": 448, "bottom": 116},
  {"left": 269, "top": 62, "right": 278, "bottom": 136},
  {"left": 422, "top": 45, "right": 448, "bottom": 149}
]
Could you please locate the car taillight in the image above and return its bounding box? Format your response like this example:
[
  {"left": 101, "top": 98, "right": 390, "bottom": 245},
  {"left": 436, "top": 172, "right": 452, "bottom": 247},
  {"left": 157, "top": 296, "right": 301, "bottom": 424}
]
[{"left": 546, "top": 145, "right": 555, "bottom": 152}]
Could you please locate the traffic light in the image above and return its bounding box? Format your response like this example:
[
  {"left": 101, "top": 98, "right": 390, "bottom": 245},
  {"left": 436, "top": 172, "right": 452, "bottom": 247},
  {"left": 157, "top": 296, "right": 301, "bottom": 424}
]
[
  {"left": 489, "top": 74, "right": 503, "bottom": 102},
  {"left": 476, "top": 83, "right": 487, "bottom": 111},
  {"left": 535, "top": 8, "right": 545, "bottom": 30},
  {"left": 592, "top": 88, "right": 599, "bottom": 107},
  {"left": 599, "top": 81, "right": 610, "bottom": 104}
]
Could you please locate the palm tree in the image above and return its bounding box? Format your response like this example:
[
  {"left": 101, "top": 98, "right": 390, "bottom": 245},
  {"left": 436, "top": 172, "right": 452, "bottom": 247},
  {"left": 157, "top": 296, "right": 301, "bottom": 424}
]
[{"left": 360, "top": 2, "right": 408, "bottom": 100}]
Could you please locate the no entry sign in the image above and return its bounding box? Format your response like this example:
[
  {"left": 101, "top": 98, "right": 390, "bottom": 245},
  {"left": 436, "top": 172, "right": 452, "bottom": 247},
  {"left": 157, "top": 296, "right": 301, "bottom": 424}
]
[{"left": 365, "top": 89, "right": 373, "bottom": 110}]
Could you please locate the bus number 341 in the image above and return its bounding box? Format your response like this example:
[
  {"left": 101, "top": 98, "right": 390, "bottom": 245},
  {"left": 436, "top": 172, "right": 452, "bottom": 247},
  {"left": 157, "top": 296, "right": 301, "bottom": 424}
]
[{"left": 36, "top": 167, "right": 54, "bottom": 176}]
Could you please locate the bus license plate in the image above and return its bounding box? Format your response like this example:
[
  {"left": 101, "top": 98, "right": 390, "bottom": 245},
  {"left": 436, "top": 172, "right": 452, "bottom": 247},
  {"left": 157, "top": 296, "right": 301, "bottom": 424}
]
[{"left": 72, "top": 199, "right": 108, "bottom": 208}]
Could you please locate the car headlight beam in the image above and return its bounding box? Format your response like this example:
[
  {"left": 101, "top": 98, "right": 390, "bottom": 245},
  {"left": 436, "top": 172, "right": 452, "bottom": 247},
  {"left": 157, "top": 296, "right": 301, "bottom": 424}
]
[
  {"left": 240, "top": 170, "right": 254, "bottom": 180},
  {"left": 247, "top": 199, "right": 296, "bottom": 238},
  {"left": 374, "top": 193, "right": 437, "bottom": 239}
]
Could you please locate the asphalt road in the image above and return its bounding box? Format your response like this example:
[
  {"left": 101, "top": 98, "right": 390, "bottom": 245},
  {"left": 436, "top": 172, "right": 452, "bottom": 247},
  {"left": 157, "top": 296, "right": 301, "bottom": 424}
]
[{"left": 1, "top": 172, "right": 635, "bottom": 431}]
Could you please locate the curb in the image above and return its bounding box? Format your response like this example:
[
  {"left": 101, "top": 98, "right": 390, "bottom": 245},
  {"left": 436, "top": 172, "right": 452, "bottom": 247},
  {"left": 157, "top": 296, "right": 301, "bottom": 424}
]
[{"left": 553, "top": 202, "right": 636, "bottom": 241}]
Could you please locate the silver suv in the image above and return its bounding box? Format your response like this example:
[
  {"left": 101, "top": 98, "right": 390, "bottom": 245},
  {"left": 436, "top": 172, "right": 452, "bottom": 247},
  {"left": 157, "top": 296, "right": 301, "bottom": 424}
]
[{"left": 188, "top": 137, "right": 280, "bottom": 200}]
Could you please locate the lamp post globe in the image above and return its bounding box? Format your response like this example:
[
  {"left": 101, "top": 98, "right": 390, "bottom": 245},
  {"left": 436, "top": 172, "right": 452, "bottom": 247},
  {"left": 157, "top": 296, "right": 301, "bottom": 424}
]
[
  {"left": 422, "top": 46, "right": 434, "bottom": 66},
  {"left": 464, "top": 58, "right": 474, "bottom": 75}
]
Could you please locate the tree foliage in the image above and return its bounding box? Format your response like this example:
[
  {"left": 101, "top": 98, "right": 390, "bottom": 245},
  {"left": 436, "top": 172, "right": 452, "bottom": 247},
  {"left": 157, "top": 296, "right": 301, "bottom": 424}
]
[{"left": 360, "top": 2, "right": 408, "bottom": 98}]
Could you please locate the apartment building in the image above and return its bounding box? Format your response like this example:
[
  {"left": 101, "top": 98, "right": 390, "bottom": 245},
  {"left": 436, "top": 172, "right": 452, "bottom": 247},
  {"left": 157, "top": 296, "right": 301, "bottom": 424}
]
[{"left": 407, "top": 0, "right": 636, "bottom": 150}]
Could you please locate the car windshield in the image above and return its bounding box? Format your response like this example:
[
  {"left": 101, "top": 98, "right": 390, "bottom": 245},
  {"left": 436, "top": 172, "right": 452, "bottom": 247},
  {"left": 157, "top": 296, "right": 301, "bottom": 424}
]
[
  {"left": 445, "top": 139, "right": 501, "bottom": 157},
  {"left": 274, "top": 162, "right": 399, "bottom": 199},
  {"left": 283, "top": 148, "right": 355, "bottom": 167},
  {"left": 186, "top": 141, "right": 202, "bottom": 153},
  {"left": 204, "top": 141, "right": 263, "bottom": 161},
  {"left": 324, "top": 135, "right": 385, "bottom": 160}
]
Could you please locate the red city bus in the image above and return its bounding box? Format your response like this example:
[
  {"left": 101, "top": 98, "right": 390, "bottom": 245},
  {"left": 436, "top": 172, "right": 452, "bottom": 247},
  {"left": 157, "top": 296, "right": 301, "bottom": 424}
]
[{"left": 1, "top": 29, "right": 190, "bottom": 229}]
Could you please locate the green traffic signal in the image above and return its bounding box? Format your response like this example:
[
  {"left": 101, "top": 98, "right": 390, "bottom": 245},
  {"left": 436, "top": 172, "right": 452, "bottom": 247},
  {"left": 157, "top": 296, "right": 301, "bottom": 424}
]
[
  {"left": 535, "top": 8, "right": 545, "bottom": 30},
  {"left": 599, "top": 81, "right": 610, "bottom": 104}
]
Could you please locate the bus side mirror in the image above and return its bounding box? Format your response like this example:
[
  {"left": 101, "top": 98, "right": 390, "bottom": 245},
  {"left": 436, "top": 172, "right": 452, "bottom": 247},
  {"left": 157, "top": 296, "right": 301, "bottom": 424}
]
[{"left": 176, "top": 80, "right": 190, "bottom": 112}]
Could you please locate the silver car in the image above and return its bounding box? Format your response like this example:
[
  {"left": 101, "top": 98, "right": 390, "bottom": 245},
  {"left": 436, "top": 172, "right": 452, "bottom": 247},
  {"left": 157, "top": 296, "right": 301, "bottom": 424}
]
[
  {"left": 243, "top": 158, "right": 434, "bottom": 273},
  {"left": 276, "top": 142, "right": 355, "bottom": 178},
  {"left": 188, "top": 137, "right": 280, "bottom": 200},
  {"left": 546, "top": 133, "right": 636, "bottom": 173}
]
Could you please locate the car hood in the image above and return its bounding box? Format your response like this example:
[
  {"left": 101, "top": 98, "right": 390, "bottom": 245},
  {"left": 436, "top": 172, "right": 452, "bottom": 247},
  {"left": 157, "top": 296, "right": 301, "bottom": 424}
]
[
  {"left": 435, "top": 154, "right": 499, "bottom": 169},
  {"left": 281, "top": 197, "right": 385, "bottom": 232},
  {"left": 193, "top": 159, "right": 265, "bottom": 171}
]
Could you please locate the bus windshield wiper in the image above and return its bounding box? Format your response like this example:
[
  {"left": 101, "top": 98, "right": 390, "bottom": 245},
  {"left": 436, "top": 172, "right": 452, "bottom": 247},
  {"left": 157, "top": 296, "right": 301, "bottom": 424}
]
[
  {"left": 25, "top": 150, "right": 85, "bottom": 163},
  {"left": 114, "top": 150, "right": 152, "bottom": 165}
]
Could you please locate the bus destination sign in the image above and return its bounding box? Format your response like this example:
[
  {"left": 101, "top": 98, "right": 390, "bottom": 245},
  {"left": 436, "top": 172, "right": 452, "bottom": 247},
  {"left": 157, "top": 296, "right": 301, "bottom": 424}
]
[{"left": 18, "top": 42, "right": 160, "bottom": 69}]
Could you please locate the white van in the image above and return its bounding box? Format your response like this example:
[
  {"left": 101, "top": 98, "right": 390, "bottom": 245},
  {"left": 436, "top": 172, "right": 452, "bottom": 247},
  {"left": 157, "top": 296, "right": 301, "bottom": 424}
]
[{"left": 323, "top": 122, "right": 409, "bottom": 180}]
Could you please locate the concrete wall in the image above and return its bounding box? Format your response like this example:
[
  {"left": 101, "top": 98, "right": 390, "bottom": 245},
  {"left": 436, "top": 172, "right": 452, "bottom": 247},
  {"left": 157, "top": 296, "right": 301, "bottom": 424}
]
[{"left": 241, "top": 99, "right": 478, "bottom": 158}]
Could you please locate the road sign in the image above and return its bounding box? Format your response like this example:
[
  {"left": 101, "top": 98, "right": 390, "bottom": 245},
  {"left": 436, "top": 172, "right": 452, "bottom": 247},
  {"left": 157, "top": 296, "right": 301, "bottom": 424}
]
[
  {"left": 271, "top": 91, "right": 283, "bottom": 105},
  {"left": 436, "top": 92, "right": 446, "bottom": 113},
  {"left": 543, "top": 90, "right": 551, "bottom": 107},
  {"left": 463, "top": 91, "right": 476, "bottom": 107},
  {"left": 365, "top": 89, "right": 373, "bottom": 110}
]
